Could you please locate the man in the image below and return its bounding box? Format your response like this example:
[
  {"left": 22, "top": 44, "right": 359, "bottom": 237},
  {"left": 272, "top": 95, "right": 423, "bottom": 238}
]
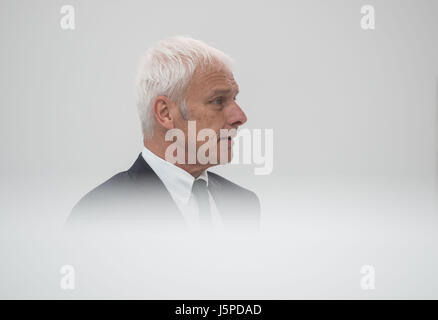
[{"left": 67, "top": 36, "right": 260, "bottom": 231}]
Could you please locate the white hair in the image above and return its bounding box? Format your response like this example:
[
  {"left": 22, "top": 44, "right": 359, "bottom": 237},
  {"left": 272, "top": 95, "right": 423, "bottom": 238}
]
[{"left": 136, "top": 36, "right": 234, "bottom": 139}]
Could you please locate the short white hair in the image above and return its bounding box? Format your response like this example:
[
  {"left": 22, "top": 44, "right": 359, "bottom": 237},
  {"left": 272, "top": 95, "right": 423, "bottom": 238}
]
[{"left": 136, "top": 36, "right": 234, "bottom": 139}]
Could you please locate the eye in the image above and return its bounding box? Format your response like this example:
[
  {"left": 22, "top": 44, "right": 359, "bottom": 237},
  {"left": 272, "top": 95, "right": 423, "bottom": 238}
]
[{"left": 213, "top": 97, "right": 224, "bottom": 105}]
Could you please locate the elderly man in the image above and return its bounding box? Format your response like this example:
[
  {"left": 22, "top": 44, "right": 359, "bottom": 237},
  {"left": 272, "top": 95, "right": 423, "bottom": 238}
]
[{"left": 67, "top": 37, "right": 260, "bottom": 231}]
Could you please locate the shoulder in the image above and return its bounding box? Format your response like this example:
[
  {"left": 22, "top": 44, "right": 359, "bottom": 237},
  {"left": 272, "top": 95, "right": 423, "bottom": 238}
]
[
  {"left": 69, "top": 171, "right": 132, "bottom": 216},
  {"left": 80, "top": 170, "right": 130, "bottom": 198},
  {"left": 71, "top": 153, "right": 154, "bottom": 212}
]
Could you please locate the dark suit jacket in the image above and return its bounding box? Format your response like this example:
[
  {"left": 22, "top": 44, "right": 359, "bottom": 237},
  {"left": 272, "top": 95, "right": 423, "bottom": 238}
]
[{"left": 67, "top": 153, "right": 260, "bottom": 230}]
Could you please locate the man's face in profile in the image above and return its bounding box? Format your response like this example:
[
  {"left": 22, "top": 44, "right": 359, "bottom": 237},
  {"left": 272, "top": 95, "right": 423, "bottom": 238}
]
[{"left": 172, "top": 65, "right": 247, "bottom": 167}]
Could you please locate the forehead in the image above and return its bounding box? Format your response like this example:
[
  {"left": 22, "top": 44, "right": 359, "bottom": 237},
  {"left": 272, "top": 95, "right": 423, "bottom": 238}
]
[{"left": 186, "top": 66, "right": 239, "bottom": 98}]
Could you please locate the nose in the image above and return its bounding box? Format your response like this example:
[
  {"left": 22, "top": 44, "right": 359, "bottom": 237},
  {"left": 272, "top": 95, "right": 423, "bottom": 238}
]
[{"left": 228, "top": 102, "right": 247, "bottom": 129}]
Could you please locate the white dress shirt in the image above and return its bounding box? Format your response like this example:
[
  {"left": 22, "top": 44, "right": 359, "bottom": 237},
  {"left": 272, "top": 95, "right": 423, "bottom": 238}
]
[{"left": 141, "top": 146, "right": 223, "bottom": 231}]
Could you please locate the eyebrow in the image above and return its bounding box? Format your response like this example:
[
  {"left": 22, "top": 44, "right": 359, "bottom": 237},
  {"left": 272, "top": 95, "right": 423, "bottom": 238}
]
[{"left": 206, "top": 88, "right": 239, "bottom": 98}]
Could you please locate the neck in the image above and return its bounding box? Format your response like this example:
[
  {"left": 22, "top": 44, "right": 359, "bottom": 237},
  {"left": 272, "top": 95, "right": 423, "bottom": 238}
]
[{"left": 143, "top": 137, "right": 208, "bottom": 178}]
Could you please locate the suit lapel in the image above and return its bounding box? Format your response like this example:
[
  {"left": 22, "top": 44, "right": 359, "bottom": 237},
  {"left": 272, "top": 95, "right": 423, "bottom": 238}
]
[{"left": 207, "top": 172, "right": 235, "bottom": 225}]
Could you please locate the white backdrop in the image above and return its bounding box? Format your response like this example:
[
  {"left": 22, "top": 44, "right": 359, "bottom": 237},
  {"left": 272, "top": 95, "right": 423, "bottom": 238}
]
[{"left": 1, "top": 0, "right": 437, "bottom": 298}]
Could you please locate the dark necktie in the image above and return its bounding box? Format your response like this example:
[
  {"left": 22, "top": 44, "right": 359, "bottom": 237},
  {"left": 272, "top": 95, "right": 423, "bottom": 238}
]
[{"left": 191, "top": 179, "right": 212, "bottom": 227}]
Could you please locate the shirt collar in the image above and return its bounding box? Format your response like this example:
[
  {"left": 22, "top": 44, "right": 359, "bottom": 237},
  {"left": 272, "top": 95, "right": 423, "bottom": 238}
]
[{"left": 141, "top": 146, "right": 208, "bottom": 204}]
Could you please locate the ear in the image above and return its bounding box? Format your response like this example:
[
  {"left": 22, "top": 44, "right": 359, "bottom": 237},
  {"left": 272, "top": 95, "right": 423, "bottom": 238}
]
[{"left": 152, "top": 96, "right": 174, "bottom": 130}]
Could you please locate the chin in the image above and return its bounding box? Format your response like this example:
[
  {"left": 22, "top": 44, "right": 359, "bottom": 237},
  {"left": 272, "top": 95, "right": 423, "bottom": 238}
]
[{"left": 217, "top": 150, "right": 232, "bottom": 164}]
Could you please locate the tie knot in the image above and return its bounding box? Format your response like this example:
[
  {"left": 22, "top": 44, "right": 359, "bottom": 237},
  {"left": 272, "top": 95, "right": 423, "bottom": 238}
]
[
  {"left": 192, "top": 179, "right": 210, "bottom": 205},
  {"left": 192, "top": 178, "right": 208, "bottom": 194}
]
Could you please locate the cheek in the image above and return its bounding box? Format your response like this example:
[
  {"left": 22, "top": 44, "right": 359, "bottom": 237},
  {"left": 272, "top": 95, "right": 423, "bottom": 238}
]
[{"left": 196, "top": 110, "right": 226, "bottom": 130}]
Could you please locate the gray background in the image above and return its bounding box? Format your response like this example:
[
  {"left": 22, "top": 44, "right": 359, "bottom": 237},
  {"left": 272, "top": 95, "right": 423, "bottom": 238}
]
[{"left": 0, "top": 0, "right": 437, "bottom": 298}]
